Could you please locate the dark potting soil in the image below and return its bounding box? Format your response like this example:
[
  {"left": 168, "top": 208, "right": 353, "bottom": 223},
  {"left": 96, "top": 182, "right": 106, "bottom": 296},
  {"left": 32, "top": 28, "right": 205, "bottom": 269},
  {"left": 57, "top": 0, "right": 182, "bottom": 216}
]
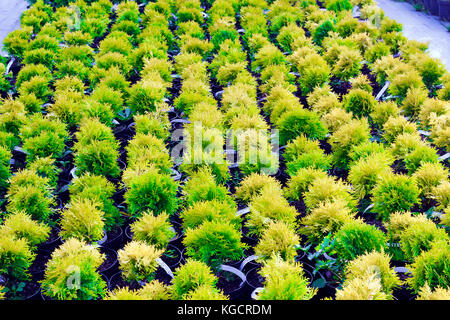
[
  {"left": 6, "top": 280, "right": 41, "bottom": 300},
  {"left": 29, "top": 250, "right": 52, "bottom": 278},
  {"left": 245, "top": 267, "right": 264, "bottom": 289},
  {"left": 216, "top": 270, "right": 244, "bottom": 295},
  {"left": 160, "top": 246, "right": 182, "bottom": 269},
  {"left": 98, "top": 248, "right": 117, "bottom": 274}
]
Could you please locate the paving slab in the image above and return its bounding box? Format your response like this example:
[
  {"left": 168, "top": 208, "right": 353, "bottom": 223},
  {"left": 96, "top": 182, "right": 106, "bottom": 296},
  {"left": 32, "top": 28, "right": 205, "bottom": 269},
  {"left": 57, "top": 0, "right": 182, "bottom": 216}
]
[{"left": 376, "top": 0, "right": 450, "bottom": 71}]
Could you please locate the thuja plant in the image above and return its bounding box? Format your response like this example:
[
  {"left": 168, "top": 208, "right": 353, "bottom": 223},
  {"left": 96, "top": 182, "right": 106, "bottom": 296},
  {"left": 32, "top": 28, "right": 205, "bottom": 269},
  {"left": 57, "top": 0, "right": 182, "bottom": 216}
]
[
  {"left": 0, "top": 233, "right": 35, "bottom": 283},
  {"left": 333, "top": 220, "right": 387, "bottom": 263},
  {"left": 73, "top": 118, "right": 120, "bottom": 178},
  {"left": 0, "top": 211, "right": 50, "bottom": 247},
  {"left": 235, "top": 173, "right": 282, "bottom": 204},
  {"left": 180, "top": 200, "right": 240, "bottom": 231},
  {"left": 170, "top": 259, "right": 219, "bottom": 300},
  {"left": 69, "top": 173, "right": 121, "bottom": 231},
  {"left": 183, "top": 221, "right": 246, "bottom": 270},
  {"left": 118, "top": 241, "right": 164, "bottom": 284},
  {"left": 106, "top": 280, "right": 170, "bottom": 300},
  {"left": 59, "top": 199, "right": 105, "bottom": 243},
  {"left": 254, "top": 221, "right": 300, "bottom": 262},
  {"left": 130, "top": 212, "right": 175, "bottom": 250},
  {"left": 256, "top": 254, "right": 317, "bottom": 300},
  {"left": 40, "top": 238, "right": 107, "bottom": 300},
  {"left": 125, "top": 167, "right": 179, "bottom": 218}
]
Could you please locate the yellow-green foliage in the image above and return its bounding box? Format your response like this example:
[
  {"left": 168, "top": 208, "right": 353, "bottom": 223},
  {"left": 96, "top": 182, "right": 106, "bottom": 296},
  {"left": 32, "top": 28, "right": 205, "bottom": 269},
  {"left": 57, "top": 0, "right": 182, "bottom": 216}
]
[
  {"left": 126, "top": 133, "right": 172, "bottom": 173},
  {"left": 371, "top": 101, "right": 400, "bottom": 127},
  {"left": 183, "top": 221, "right": 245, "bottom": 269},
  {"left": 390, "top": 132, "right": 425, "bottom": 159},
  {"left": 382, "top": 116, "right": 417, "bottom": 144},
  {"left": 407, "top": 240, "right": 450, "bottom": 293},
  {"left": 256, "top": 255, "right": 317, "bottom": 300},
  {"left": 184, "top": 284, "right": 229, "bottom": 300},
  {"left": 170, "top": 259, "right": 218, "bottom": 300},
  {"left": 417, "top": 284, "right": 450, "bottom": 300},
  {"left": 0, "top": 233, "right": 35, "bottom": 280},
  {"left": 131, "top": 212, "right": 175, "bottom": 250},
  {"left": 334, "top": 219, "right": 387, "bottom": 262},
  {"left": 118, "top": 241, "right": 163, "bottom": 282},
  {"left": 333, "top": 47, "right": 362, "bottom": 81},
  {"left": 335, "top": 272, "right": 391, "bottom": 300},
  {"left": 0, "top": 286, "right": 4, "bottom": 300},
  {"left": 350, "top": 74, "right": 372, "bottom": 92},
  {"left": 180, "top": 200, "right": 239, "bottom": 230},
  {"left": 399, "top": 219, "right": 449, "bottom": 261},
  {"left": 348, "top": 153, "right": 393, "bottom": 199},
  {"left": 401, "top": 87, "right": 428, "bottom": 118},
  {"left": 322, "top": 108, "right": 353, "bottom": 133},
  {"left": 330, "top": 118, "right": 370, "bottom": 168},
  {"left": 0, "top": 211, "right": 50, "bottom": 247},
  {"left": 412, "top": 162, "right": 448, "bottom": 196},
  {"left": 429, "top": 113, "right": 449, "bottom": 152},
  {"left": 285, "top": 168, "right": 328, "bottom": 200},
  {"left": 304, "top": 176, "right": 356, "bottom": 210},
  {"left": 384, "top": 212, "right": 430, "bottom": 242},
  {"left": 40, "top": 238, "right": 106, "bottom": 300},
  {"left": 431, "top": 181, "right": 450, "bottom": 210},
  {"left": 255, "top": 221, "right": 300, "bottom": 262},
  {"left": 344, "top": 251, "right": 401, "bottom": 294},
  {"left": 246, "top": 185, "right": 298, "bottom": 236},
  {"left": 59, "top": 199, "right": 105, "bottom": 243},
  {"left": 418, "top": 98, "right": 449, "bottom": 128},
  {"left": 300, "top": 198, "right": 355, "bottom": 243},
  {"left": 372, "top": 173, "right": 421, "bottom": 221}
]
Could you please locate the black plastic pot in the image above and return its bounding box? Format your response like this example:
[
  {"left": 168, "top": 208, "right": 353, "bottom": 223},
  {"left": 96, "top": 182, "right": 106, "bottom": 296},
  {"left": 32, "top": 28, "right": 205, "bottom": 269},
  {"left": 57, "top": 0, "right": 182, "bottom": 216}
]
[
  {"left": 430, "top": 0, "right": 440, "bottom": 15},
  {"left": 98, "top": 247, "right": 118, "bottom": 279},
  {"left": 438, "top": 0, "right": 450, "bottom": 20},
  {"left": 217, "top": 265, "right": 247, "bottom": 300},
  {"left": 102, "top": 226, "right": 124, "bottom": 251}
]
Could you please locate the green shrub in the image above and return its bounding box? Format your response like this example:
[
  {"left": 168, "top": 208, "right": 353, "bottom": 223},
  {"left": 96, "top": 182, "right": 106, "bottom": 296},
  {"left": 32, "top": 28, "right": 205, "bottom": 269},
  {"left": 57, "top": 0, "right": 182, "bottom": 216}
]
[
  {"left": 335, "top": 272, "right": 391, "bottom": 300},
  {"left": 343, "top": 88, "right": 377, "bottom": 118},
  {"left": 399, "top": 220, "right": 449, "bottom": 261},
  {"left": 23, "top": 48, "right": 56, "bottom": 69},
  {"left": 344, "top": 250, "right": 401, "bottom": 294},
  {"left": 412, "top": 162, "right": 448, "bottom": 196},
  {"left": 118, "top": 241, "right": 163, "bottom": 283},
  {"left": 330, "top": 119, "right": 371, "bottom": 169},
  {"left": 16, "top": 64, "right": 51, "bottom": 89},
  {"left": 182, "top": 168, "right": 234, "bottom": 208},
  {"left": 0, "top": 211, "right": 50, "bottom": 247},
  {"left": 277, "top": 109, "right": 328, "bottom": 145},
  {"left": 327, "top": 0, "right": 353, "bottom": 11},
  {"left": 170, "top": 259, "right": 218, "bottom": 300},
  {"left": 407, "top": 241, "right": 450, "bottom": 293},
  {"left": 3, "top": 27, "right": 33, "bottom": 57},
  {"left": 371, "top": 101, "right": 400, "bottom": 127},
  {"left": 300, "top": 198, "right": 356, "bottom": 244},
  {"left": 372, "top": 173, "right": 421, "bottom": 221},
  {"left": 333, "top": 47, "right": 362, "bottom": 81},
  {"left": 333, "top": 220, "right": 387, "bottom": 262},
  {"left": 180, "top": 200, "right": 240, "bottom": 230},
  {"left": 304, "top": 176, "right": 356, "bottom": 210},
  {"left": 40, "top": 238, "right": 107, "bottom": 300},
  {"left": 0, "top": 234, "right": 35, "bottom": 281},
  {"left": 18, "top": 75, "right": 51, "bottom": 101},
  {"left": 404, "top": 145, "right": 439, "bottom": 174},
  {"left": 60, "top": 199, "right": 105, "bottom": 243},
  {"left": 286, "top": 150, "right": 332, "bottom": 176},
  {"left": 0, "top": 146, "right": 11, "bottom": 190},
  {"left": 130, "top": 212, "right": 175, "bottom": 250},
  {"left": 7, "top": 185, "right": 54, "bottom": 223},
  {"left": 125, "top": 168, "right": 179, "bottom": 218},
  {"left": 313, "top": 20, "right": 335, "bottom": 47},
  {"left": 255, "top": 221, "right": 300, "bottom": 262},
  {"left": 284, "top": 168, "right": 328, "bottom": 200},
  {"left": 183, "top": 221, "right": 245, "bottom": 270},
  {"left": 416, "top": 284, "right": 450, "bottom": 300},
  {"left": 348, "top": 153, "right": 393, "bottom": 199},
  {"left": 246, "top": 185, "right": 298, "bottom": 237},
  {"left": 184, "top": 284, "right": 228, "bottom": 300},
  {"left": 235, "top": 173, "right": 282, "bottom": 203},
  {"left": 128, "top": 79, "right": 167, "bottom": 114},
  {"left": 126, "top": 133, "right": 172, "bottom": 173},
  {"left": 20, "top": 114, "right": 69, "bottom": 161},
  {"left": 27, "top": 156, "right": 61, "bottom": 189},
  {"left": 256, "top": 255, "right": 316, "bottom": 300}
]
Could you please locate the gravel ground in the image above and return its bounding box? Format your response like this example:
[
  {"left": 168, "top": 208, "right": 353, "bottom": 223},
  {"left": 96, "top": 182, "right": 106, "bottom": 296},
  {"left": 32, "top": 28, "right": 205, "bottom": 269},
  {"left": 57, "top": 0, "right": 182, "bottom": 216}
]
[
  {"left": 0, "top": 0, "right": 29, "bottom": 56},
  {"left": 376, "top": 0, "right": 450, "bottom": 71}
]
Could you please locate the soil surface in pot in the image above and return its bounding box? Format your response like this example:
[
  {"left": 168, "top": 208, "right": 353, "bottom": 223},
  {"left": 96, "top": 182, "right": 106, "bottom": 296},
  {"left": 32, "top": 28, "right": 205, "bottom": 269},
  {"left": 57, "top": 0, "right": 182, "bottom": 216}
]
[
  {"left": 98, "top": 248, "right": 117, "bottom": 274},
  {"left": 216, "top": 270, "right": 244, "bottom": 295}
]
